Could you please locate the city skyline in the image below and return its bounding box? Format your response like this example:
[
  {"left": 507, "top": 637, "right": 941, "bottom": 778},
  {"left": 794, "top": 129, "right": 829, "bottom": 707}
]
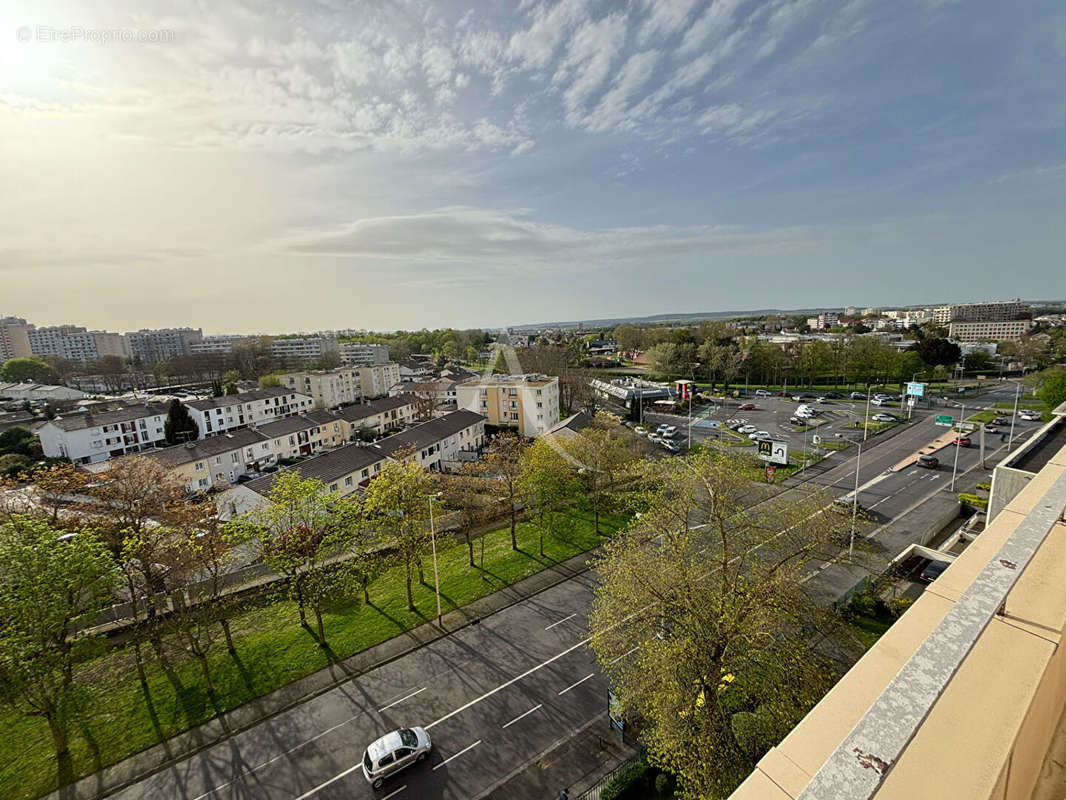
[{"left": 3, "top": 0, "right": 1066, "bottom": 331}]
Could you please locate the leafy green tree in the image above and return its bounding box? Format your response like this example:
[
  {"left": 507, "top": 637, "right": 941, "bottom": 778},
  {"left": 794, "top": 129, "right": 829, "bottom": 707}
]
[
  {"left": 484, "top": 431, "right": 528, "bottom": 550},
  {"left": 233, "top": 471, "right": 358, "bottom": 645},
  {"left": 912, "top": 337, "right": 961, "bottom": 367},
  {"left": 962, "top": 349, "right": 994, "bottom": 373},
  {"left": 0, "top": 356, "right": 60, "bottom": 384},
  {"left": 518, "top": 439, "right": 579, "bottom": 556},
  {"left": 1037, "top": 368, "right": 1066, "bottom": 411},
  {"left": 590, "top": 452, "right": 860, "bottom": 799},
  {"left": 0, "top": 516, "right": 117, "bottom": 785},
  {"left": 258, "top": 373, "right": 282, "bottom": 388},
  {"left": 0, "top": 426, "right": 41, "bottom": 458},
  {"left": 222, "top": 369, "right": 241, "bottom": 395},
  {"left": 163, "top": 398, "right": 199, "bottom": 444},
  {"left": 560, "top": 414, "right": 635, "bottom": 535},
  {"left": 361, "top": 458, "right": 435, "bottom": 611}
]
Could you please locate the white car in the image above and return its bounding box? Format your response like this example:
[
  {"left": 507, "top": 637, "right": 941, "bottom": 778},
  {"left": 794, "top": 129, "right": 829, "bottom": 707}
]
[
  {"left": 871, "top": 413, "right": 897, "bottom": 422},
  {"left": 662, "top": 441, "right": 680, "bottom": 452},
  {"left": 649, "top": 434, "right": 663, "bottom": 444},
  {"left": 870, "top": 398, "right": 887, "bottom": 406},
  {"left": 816, "top": 396, "right": 828, "bottom": 403},
  {"left": 662, "top": 425, "right": 678, "bottom": 436},
  {"left": 634, "top": 426, "right": 647, "bottom": 435},
  {"left": 738, "top": 425, "right": 757, "bottom": 434},
  {"left": 755, "top": 389, "right": 773, "bottom": 397},
  {"left": 362, "top": 727, "right": 432, "bottom": 789},
  {"left": 749, "top": 430, "right": 771, "bottom": 440}
]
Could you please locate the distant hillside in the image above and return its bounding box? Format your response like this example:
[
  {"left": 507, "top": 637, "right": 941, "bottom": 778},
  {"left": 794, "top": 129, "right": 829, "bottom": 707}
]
[{"left": 507, "top": 308, "right": 834, "bottom": 331}]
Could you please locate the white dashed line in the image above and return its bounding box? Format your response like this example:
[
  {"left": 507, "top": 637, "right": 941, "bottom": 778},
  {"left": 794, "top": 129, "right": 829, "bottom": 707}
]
[
  {"left": 502, "top": 704, "right": 543, "bottom": 729},
  {"left": 558, "top": 673, "right": 596, "bottom": 696},
  {"left": 376, "top": 687, "right": 426, "bottom": 713},
  {"left": 433, "top": 739, "right": 482, "bottom": 770},
  {"left": 545, "top": 612, "right": 578, "bottom": 630},
  {"left": 381, "top": 786, "right": 407, "bottom": 800}
]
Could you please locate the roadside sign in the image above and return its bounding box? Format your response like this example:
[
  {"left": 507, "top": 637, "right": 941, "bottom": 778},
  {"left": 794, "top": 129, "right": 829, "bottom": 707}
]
[
  {"left": 757, "top": 439, "right": 789, "bottom": 465},
  {"left": 812, "top": 434, "right": 822, "bottom": 445},
  {"left": 906, "top": 381, "right": 926, "bottom": 397},
  {"left": 935, "top": 414, "right": 954, "bottom": 427},
  {"left": 765, "top": 464, "right": 777, "bottom": 482}
]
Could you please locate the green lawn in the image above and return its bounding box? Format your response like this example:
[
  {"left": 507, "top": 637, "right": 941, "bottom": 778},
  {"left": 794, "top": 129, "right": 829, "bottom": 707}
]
[
  {"left": 967, "top": 410, "right": 995, "bottom": 424},
  {"left": 849, "top": 612, "right": 894, "bottom": 648},
  {"left": 819, "top": 441, "right": 851, "bottom": 452},
  {"left": 0, "top": 510, "right": 628, "bottom": 800}
]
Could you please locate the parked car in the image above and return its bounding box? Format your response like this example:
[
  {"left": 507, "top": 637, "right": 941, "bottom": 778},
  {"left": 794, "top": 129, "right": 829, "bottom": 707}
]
[
  {"left": 791, "top": 393, "right": 814, "bottom": 401},
  {"left": 919, "top": 560, "right": 950, "bottom": 582},
  {"left": 755, "top": 389, "right": 773, "bottom": 397},
  {"left": 748, "top": 430, "right": 770, "bottom": 440},
  {"left": 648, "top": 434, "right": 663, "bottom": 444},
  {"left": 634, "top": 426, "right": 647, "bottom": 435},
  {"left": 993, "top": 417, "right": 1010, "bottom": 425},
  {"left": 870, "top": 398, "right": 887, "bottom": 406},
  {"left": 816, "top": 396, "right": 829, "bottom": 403},
  {"left": 917, "top": 454, "right": 939, "bottom": 469},
  {"left": 662, "top": 429, "right": 676, "bottom": 439},
  {"left": 662, "top": 441, "right": 680, "bottom": 453},
  {"left": 984, "top": 425, "right": 999, "bottom": 434},
  {"left": 824, "top": 391, "right": 842, "bottom": 399},
  {"left": 954, "top": 436, "right": 972, "bottom": 447},
  {"left": 738, "top": 403, "right": 756, "bottom": 410},
  {"left": 850, "top": 391, "right": 866, "bottom": 399},
  {"left": 1020, "top": 411, "right": 1041, "bottom": 421},
  {"left": 789, "top": 416, "right": 805, "bottom": 426},
  {"left": 738, "top": 425, "right": 757, "bottom": 434},
  {"left": 362, "top": 727, "right": 432, "bottom": 789},
  {"left": 871, "top": 413, "right": 897, "bottom": 422}
]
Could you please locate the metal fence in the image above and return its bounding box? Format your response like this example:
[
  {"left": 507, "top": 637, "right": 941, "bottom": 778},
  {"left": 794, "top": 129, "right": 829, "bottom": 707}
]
[{"left": 579, "top": 753, "right": 643, "bottom": 800}]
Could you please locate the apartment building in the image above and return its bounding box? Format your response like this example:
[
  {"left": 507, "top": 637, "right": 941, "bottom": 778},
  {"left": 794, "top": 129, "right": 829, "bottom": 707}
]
[
  {"left": 0, "top": 316, "right": 33, "bottom": 360},
  {"left": 36, "top": 403, "right": 169, "bottom": 464},
  {"left": 278, "top": 368, "right": 361, "bottom": 409},
  {"left": 27, "top": 325, "right": 128, "bottom": 362},
  {"left": 125, "top": 328, "right": 203, "bottom": 363},
  {"left": 0, "top": 382, "right": 87, "bottom": 402},
  {"left": 933, "top": 299, "right": 1030, "bottom": 324},
  {"left": 144, "top": 428, "right": 275, "bottom": 493},
  {"left": 389, "top": 379, "right": 458, "bottom": 415},
  {"left": 948, "top": 319, "right": 1034, "bottom": 342},
  {"left": 338, "top": 341, "right": 389, "bottom": 366},
  {"left": 184, "top": 388, "right": 314, "bottom": 437},
  {"left": 335, "top": 395, "right": 415, "bottom": 438},
  {"left": 188, "top": 335, "right": 254, "bottom": 355},
  {"left": 366, "top": 409, "right": 486, "bottom": 471},
  {"left": 254, "top": 410, "right": 347, "bottom": 459},
  {"left": 356, "top": 362, "right": 401, "bottom": 399},
  {"left": 455, "top": 374, "right": 560, "bottom": 436},
  {"left": 269, "top": 336, "right": 338, "bottom": 361}
]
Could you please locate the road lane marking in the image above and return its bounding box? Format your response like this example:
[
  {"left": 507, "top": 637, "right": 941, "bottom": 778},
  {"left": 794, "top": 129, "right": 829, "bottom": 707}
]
[
  {"left": 502, "top": 704, "right": 543, "bottom": 728},
  {"left": 609, "top": 646, "right": 639, "bottom": 664},
  {"left": 377, "top": 687, "right": 426, "bottom": 713},
  {"left": 433, "top": 739, "right": 482, "bottom": 770},
  {"left": 381, "top": 786, "right": 407, "bottom": 800},
  {"left": 292, "top": 761, "right": 364, "bottom": 800},
  {"left": 558, "top": 673, "right": 596, "bottom": 696},
  {"left": 545, "top": 612, "right": 578, "bottom": 630}
]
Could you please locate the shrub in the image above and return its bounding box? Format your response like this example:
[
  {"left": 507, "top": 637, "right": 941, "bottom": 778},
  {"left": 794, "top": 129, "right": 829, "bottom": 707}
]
[
  {"left": 601, "top": 760, "right": 651, "bottom": 800},
  {"left": 976, "top": 482, "right": 991, "bottom": 492},
  {"left": 654, "top": 772, "right": 674, "bottom": 796},
  {"left": 887, "top": 596, "right": 913, "bottom": 619},
  {"left": 958, "top": 492, "right": 988, "bottom": 508}
]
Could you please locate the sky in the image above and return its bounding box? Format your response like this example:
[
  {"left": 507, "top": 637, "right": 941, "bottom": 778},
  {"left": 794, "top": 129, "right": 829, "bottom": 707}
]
[{"left": 2, "top": 0, "right": 1065, "bottom": 334}]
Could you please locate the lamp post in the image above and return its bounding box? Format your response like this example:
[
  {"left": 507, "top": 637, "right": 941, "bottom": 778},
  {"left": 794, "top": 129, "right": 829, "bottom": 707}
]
[
  {"left": 863, "top": 383, "right": 872, "bottom": 442},
  {"left": 836, "top": 433, "right": 863, "bottom": 558},
  {"left": 950, "top": 403, "right": 965, "bottom": 492},
  {"left": 1007, "top": 381, "right": 1020, "bottom": 450},
  {"left": 429, "top": 492, "right": 443, "bottom": 626}
]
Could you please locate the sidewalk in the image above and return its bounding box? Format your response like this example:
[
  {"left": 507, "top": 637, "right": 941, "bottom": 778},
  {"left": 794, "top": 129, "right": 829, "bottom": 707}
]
[
  {"left": 49, "top": 546, "right": 603, "bottom": 800},
  {"left": 479, "top": 718, "right": 638, "bottom": 800}
]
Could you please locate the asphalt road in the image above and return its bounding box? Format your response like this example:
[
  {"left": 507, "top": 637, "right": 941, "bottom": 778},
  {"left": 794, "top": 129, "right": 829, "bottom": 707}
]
[
  {"left": 108, "top": 573, "right": 606, "bottom": 800},
  {"left": 104, "top": 383, "right": 1041, "bottom": 800}
]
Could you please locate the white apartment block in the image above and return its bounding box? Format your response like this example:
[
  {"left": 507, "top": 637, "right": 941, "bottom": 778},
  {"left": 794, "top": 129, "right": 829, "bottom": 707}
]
[
  {"left": 948, "top": 319, "right": 1034, "bottom": 342},
  {"left": 27, "top": 325, "right": 128, "bottom": 362},
  {"left": 933, "top": 300, "right": 1030, "bottom": 324},
  {"left": 356, "top": 362, "right": 401, "bottom": 399},
  {"left": 338, "top": 341, "right": 390, "bottom": 366},
  {"left": 269, "top": 336, "right": 339, "bottom": 361},
  {"left": 185, "top": 388, "right": 314, "bottom": 437},
  {"left": 36, "top": 403, "right": 169, "bottom": 464},
  {"left": 455, "top": 374, "right": 560, "bottom": 436},
  {"left": 126, "top": 328, "right": 203, "bottom": 363},
  {"left": 189, "top": 335, "right": 253, "bottom": 355},
  {"left": 279, "top": 368, "right": 362, "bottom": 409},
  {"left": 0, "top": 316, "right": 33, "bottom": 360}
]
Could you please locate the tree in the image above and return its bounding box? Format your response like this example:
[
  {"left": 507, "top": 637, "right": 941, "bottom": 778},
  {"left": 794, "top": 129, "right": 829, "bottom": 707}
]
[
  {"left": 614, "top": 323, "right": 644, "bottom": 353},
  {"left": 518, "top": 439, "right": 579, "bottom": 557},
  {"left": 258, "top": 373, "right": 282, "bottom": 388},
  {"left": 912, "top": 337, "right": 961, "bottom": 368},
  {"left": 222, "top": 369, "right": 241, "bottom": 395},
  {"left": 589, "top": 452, "right": 861, "bottom": 798},
  {"left": 962, "top": 348, "right": 994, "bottom": 373},
  {"left": 560, "top": 414, "right": 636, "bottom": 536},
  {"left": 164, "top": 398, "right": 199, "bottom": 444},
  {"left": 0, "top": 356, "right": 60, "bottom": 384},
  {"left": 361, "top": 459, "right": 435, "bottom": 611},
  {"left": 0, "top": 516, "right": 117, "bottom": 785},
  {"left": 484, "top": 432, "right": 528, "bottom": 550},
  {"left": 1036, "top": 368, "right": 1066, "bottom": 411},
  {"left": 434, "top": 469, "right": 498, "bottom": 566},
  {"left": 28, "top": 463, "right": 91, "bottom": 524},
  {"left": 0, "top": 426, "right": 41, "bottom": 458},
  {"left": 234, "top": 471, "right": 358, "bottom": 646}
]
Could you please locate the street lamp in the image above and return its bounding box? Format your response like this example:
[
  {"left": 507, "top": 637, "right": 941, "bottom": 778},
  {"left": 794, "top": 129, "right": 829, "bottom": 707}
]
[
  {"left": 835, "top": 433, "right": 863, "bottom": 558},
  {"left": 429, "top": 492, "right": 443, "bottom": 626},
  {"left": 950, "top": 401, "right": 965, "bottom": 492}
]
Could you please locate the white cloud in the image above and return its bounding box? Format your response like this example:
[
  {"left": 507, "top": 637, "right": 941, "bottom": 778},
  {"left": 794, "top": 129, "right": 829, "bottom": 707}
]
[
  {"left": 507, "top": 0, "right": 589, "bottom": 70},
  {"left": 637, "top": 0, "right": 701, "bottom": 43},
  {"left": 557, "top": 13, "right": 630, "bottom": 123},
  {"left": 582, "top": 49, "right": 662, "bottom": 132}
]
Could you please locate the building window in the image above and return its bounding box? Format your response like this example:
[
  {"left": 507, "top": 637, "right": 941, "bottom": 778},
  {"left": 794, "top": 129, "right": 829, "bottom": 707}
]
[
  {"left": 361, "top": 469, "right": 369, "bottom": 478},
  {"left": 195, "top": 462, "right": 204, "bottom": 471},
  {"left": 330, "top": 483, "right": 338, "bottom": 492},
  {"left": 345, "top": 476, "right": 353, "bottom": 487}
]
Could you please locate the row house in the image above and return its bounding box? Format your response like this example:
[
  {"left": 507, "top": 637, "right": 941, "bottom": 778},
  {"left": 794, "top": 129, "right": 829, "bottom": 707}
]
[
  {"left": 185, "top": 388, "right": 313, "bottom": 437},
  {"left": 255, "top": 410, "right": 347, "bottom": 460},
  {"left": 143, "top": 428, "right": 275, "bottom": 493},
  {"left": 278, "top": 368, "right": 361, "bottom": 409},
  {"left": 335, "top": 395, "right": 415, "bottom": 436},
  {"left": 36, "top": 404, "right": 169, "bottom": 464},
  {"left": 365, "top": 409, "right": 486, "bottom": 472}
]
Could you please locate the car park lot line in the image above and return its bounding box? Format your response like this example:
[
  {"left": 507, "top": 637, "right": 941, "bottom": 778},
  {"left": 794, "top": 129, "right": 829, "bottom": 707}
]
[
  {"left": 558, "top": 673, "right": 596, "bottom": 696},
  {"left": 380, "top": 786, "right": 407, "bottom": 800},
  {"left": 376, "top": 686, "right": 427, "bottom": 713},
  {"left": 545, "top": 612, "right": 578, "bottom": 630},
  {"left": 502, "top": 703, "right": 543, "bottom": 729},
  {"left": 433, "top": 739, "right": 482, "bottom": 770}
]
